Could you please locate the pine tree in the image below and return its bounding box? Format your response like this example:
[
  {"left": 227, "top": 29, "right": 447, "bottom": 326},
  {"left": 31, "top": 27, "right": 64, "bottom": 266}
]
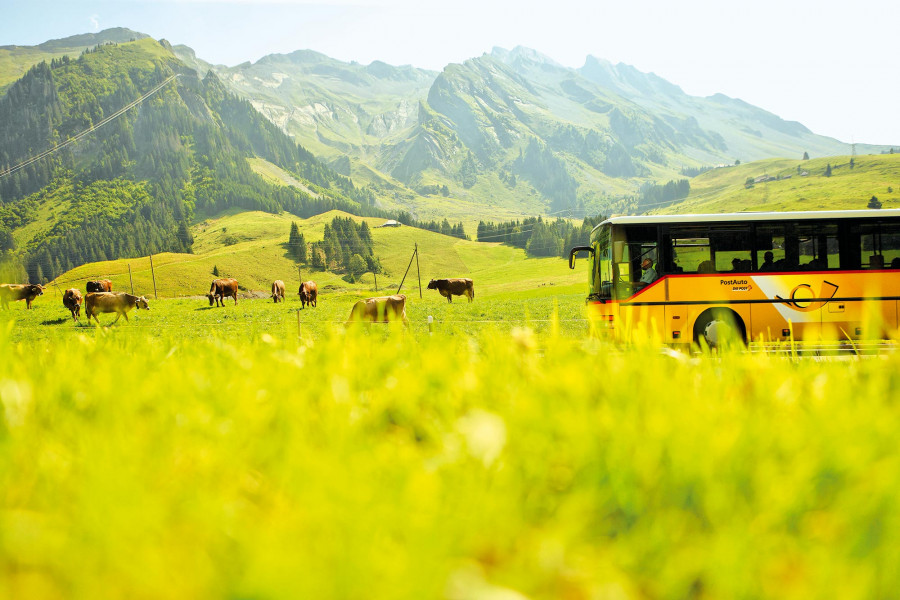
[
  {"left": 177, "top": 221, "right": 193, "bottom": 250},
  {"left": 288, "top": 221, "right": 302, "bottom": 260},
  {"left": 297, "top": 233, "right": 307, "bottom": 263}
]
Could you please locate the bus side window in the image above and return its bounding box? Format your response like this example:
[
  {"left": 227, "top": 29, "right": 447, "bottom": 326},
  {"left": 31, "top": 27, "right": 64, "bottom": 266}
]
[
  {"left": 669, "top": 235, "right": 710, "bottom": 273},
  {"left": 697, "top": 260, "right": 716, "bottom": 274}
]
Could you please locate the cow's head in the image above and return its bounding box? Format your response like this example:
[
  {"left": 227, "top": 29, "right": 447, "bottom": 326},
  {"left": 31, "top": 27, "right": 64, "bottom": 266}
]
[
  {"left": 136, "top": 296, "right": 150, "bottom": 310},
  {"left": 35, "top": 285, "right": 44, "bottom": 295},
  {"left": 207, "top": 292, "right": 215, "bottom": 306},
  {"left": 427, "top": 279, "right": 437, "bottom": 290}
]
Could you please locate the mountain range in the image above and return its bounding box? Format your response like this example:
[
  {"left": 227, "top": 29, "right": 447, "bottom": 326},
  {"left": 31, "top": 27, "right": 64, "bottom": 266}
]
[
  {"left": 172, "top": 38, "right": 883, "bottom": 218},
  {"left": 0, "top": 28, "right": 895, "bottom": 283}
]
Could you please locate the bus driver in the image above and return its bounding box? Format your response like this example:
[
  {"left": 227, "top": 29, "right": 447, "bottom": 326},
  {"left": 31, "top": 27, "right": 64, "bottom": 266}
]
[{"left": 637, "top": 258, "right": 657, "bottom": 288}]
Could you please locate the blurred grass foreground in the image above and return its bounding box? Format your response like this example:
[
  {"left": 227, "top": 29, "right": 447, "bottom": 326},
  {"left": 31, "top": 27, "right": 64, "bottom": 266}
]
[{"left": 2, "top": 323, "right": 900, "bottom": 599}]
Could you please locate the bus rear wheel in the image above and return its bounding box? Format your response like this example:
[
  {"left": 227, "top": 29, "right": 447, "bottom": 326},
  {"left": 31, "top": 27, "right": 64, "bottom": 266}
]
[{"left": 693, "top": 308, "right": 746, "bottom": 350}]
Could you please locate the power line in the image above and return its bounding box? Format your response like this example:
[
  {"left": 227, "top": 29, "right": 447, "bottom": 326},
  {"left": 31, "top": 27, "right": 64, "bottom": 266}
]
[{"left": 0, "top": 74, "right": 180, "bottom": 180}]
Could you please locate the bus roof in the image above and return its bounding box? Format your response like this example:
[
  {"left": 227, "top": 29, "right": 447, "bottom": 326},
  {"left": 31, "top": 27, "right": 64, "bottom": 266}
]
[{"left": 595, "top": 208, "right": 900, "bottom": 231}]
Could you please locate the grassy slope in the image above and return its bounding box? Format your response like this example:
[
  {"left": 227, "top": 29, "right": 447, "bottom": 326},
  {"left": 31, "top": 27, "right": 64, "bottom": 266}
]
[
  {"left": 249, "top": 154, "right": 559, "bottom": 233},
  {"left": 247, "top": 157, "right": 318, "bottom": 197},
  {"left": 48, "top": 209, "right": 582, "bottom": 302},
  {"left": 0, "top": 47, "right": 75, "bottom": 91},
  {"left": 661, "top": 153, "right": 900, "bottom": 214}
]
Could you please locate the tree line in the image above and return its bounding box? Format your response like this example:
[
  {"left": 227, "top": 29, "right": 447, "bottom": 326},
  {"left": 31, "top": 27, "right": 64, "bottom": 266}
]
[
  {"left": 288, "top": 217, "right": 382, "bottom": 281},
  {"left": 476, "top": 215, "right": 606, "bottom": 258},
  {"left": 393, "top": 212, "right": 468, "bottom": 239}
]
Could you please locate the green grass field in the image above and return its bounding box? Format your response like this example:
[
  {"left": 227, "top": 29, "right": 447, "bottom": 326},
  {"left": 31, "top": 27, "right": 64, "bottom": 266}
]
[
  {"left": 5, "top": 203, "right": 900, "bottom": 598},
  {"left": 47, "top": 209, "right": 583, "bottom": 303},
  {"left": 661, "top": 153, "right": 900, "bottom": 214},
  {"left": 3, "top": 293, "right": 900, "bottom": 599}
]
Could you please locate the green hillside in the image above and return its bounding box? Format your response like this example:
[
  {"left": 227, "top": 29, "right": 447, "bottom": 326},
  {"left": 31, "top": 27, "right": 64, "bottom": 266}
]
[
  {"left": 658, "top": 153, "right": 900, "bottom": 214},
  {"left": 0, "top": 37, "right": 386, "bottom": 285},
  {"left": 49, "top": 210, "right": 581, "bottom": 300},
  {"left": 0, "top": 28, "right": 149, "bottom": 92}
]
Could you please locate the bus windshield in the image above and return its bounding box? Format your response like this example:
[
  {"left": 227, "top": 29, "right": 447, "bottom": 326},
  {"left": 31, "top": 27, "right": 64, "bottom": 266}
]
[{"left": 591, "top": 224, "right": 612, "bottom": 299}]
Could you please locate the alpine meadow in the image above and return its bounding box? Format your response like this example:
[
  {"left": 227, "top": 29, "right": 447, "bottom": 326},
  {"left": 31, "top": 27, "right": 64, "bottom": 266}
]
[{"left": 2, "top": 21, "right": 900, "bottom": 600}]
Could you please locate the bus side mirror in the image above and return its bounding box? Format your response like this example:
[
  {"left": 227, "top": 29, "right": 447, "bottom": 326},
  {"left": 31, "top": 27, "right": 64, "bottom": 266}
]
[
  {"left": 613, "top": 241, "right": 624, "bottom": 264},
  {"left": 568, "top": 246, "right": 594, "bottom": 269}
]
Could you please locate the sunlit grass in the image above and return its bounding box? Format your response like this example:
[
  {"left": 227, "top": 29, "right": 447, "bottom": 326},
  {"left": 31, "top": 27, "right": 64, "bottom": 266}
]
[{"left": 2, "top": 298, "right": 900, "bottom": 599}]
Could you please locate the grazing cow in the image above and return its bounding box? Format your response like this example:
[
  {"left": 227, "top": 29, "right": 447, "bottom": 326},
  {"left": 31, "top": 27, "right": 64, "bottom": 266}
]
[
  {"left": 298, "top": 281, "right": 318, "bottom": 308},
  {"left": 86, "top": 279, "right": 113, "bottom": 293},
  {"left": 63, "top": 288, "right": 83, "bottom": 321},
  {"left": 427, "top": 278, "right": 475, "bottom": 303},
  {"left": 207, "top": 278, "right": 239, "bottom": 307},
  {"left": 271, "top": 280, "right": 286, "bottom": 303},
  {"left": 0, "top": 283, "right": 44, "bottom": 310},
  {"left": 346, "top": 294, "right": 408, "bottom": 327},
  {"left": 84, "top": 292, "right": 149, "bottom": 324}
]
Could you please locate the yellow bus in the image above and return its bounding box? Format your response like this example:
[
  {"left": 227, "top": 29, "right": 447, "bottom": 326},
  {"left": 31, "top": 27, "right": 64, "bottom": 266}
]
[{"left": 568, "top": 209, "right": 900, "bottom": 347}]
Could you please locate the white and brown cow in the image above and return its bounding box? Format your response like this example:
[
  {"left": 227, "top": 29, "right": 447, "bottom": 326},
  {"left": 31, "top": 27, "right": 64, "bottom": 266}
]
[
  {"left": 427, "top": 278, "right": 474, "bottom": 303},
  {"left": 0, "top": 283, "right": 44, "bottom": 310},
  {"left": 346, "top": 294, "right": 408, "bottom": 327},
  {"left": 271, "top": 280, "right": 286, "bottom": 303},
  {"left": 85, "top": 292, "right": 149, "bottom": 324}
]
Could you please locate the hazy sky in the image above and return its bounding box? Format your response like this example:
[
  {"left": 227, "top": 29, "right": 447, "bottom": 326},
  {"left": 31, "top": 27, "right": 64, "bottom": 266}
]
[{"left": 3, "top": 0, "right": 898, "bottom": 146}]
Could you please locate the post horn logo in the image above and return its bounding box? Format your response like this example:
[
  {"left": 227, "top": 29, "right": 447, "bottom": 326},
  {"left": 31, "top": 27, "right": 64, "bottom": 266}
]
[{"left": 775, "top": 280, "right": 839, "bottom": 312}]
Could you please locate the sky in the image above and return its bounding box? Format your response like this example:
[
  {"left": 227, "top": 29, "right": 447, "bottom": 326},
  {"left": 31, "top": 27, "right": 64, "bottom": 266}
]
[{"left": 2, "top": 0, "right": 898, "bottom": 146}]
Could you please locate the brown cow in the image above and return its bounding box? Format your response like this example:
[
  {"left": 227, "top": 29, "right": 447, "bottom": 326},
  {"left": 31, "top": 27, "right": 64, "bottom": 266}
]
[
  {"left": 346, "top": 294, "right": 408, "bottom": 327},
  {"left": 207, "top": 278, "right": 238, "bottom": 307},
  {"left": 427, "top": 278, "right": 474, "bottom": 303},
  {"left": 86, "top": 279, "right": 113, "bottom": 293},
  {"left": 0, "top": 283, "right": 44, "bottom": 310},
  {"left": 85, "top": 292, "right": 149, "bottom": 324},
  {"left": 271, "top": 280, "right": 286, "bottom": 303},
  {"left": 298, "top": 281, "right": 318, "bottom": 309},
  {"left": 63, "top": 288, "right": 83, "bottom": 321}
]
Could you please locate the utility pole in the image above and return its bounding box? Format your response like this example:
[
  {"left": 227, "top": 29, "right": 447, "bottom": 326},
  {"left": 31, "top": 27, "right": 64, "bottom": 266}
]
[
  {"left": 149, "top": 254, "right": 158, "bottom": 300},
  {"left": 415, "top": 242, "right": 422, "bottom": 299},
  {"left": 128, "top": 263, "right": 134, "bottom": 295},
  {"left": 397, "top": 245, "right": 418, "bottom": 295}
]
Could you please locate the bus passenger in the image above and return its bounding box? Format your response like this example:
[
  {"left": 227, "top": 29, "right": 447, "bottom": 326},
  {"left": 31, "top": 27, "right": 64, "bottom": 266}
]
[{"left": 759, "top": 251, "right": 774, "bottom": 272}]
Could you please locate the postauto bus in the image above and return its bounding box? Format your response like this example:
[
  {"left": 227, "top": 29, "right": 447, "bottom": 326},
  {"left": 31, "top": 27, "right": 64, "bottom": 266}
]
[{"left": 568, "top": 209, "right": 900, "bottom": 347}]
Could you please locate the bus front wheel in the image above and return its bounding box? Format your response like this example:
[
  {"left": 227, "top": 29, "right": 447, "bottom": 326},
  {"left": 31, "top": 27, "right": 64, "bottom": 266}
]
[{"left": 693, "top": 308, "right": 746, "bottom": 350}]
